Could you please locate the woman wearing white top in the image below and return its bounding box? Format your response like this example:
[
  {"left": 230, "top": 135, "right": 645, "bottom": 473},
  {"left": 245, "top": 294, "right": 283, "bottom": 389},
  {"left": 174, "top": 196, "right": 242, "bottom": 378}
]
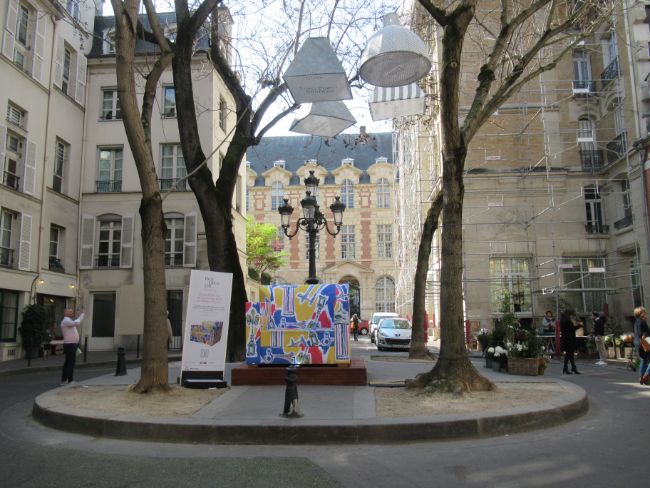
[{"left": 60, "top": 308, "right": 84, "bottom": 385}]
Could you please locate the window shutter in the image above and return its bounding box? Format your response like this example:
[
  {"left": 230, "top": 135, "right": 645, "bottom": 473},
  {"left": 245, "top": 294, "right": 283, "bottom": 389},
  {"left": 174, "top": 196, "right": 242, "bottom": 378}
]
[
  {"left": 2, "top": 0, "right": 18, "bottom": 61},
  {"left": 75, "top": 52, "right": 87, "bottom": 106},
  {"left": 120, "top": 214, "right": 134, "bottom": 268},
  {"left": 18, "top": 213, "right": 32, "bottom": 271},
  {"left": 0, "top": 124, "right": 6, "bottom": 166},
  {"left": 32, "top": 12, "right": 47, "bottom": 84},
  {"left": 183, "top": 213, "right": 197, "bottom": 267},
  {"left": 22, "top": 140, "right": 36, "bottom": 195},
  {"left": 53, "top": 36, "right": 64, "bottom": 88},
  {"left": 79, "top": 215, "right": 95, "bottom": 269}
]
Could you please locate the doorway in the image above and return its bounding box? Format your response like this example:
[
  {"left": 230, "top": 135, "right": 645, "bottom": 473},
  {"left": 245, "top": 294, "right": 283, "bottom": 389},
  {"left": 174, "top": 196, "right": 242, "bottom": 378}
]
[
  {"left": 339, "top": 276, "right": 360, "bottom": 318},
  {"left": 91, "top": 293, "right": 115, "bottom": 350}
]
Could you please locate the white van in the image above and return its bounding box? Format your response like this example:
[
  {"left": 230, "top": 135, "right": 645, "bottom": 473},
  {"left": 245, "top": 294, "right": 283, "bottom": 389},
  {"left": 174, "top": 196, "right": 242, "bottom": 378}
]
[{"left": 369, "top": 312, "right": 398, "bottom": 343}]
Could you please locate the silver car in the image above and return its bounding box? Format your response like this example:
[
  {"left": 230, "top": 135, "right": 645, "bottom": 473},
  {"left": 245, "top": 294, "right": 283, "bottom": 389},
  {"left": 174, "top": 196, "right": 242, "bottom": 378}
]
[{"left": 376, "top": 317, "right": 412, "bottom": 351}]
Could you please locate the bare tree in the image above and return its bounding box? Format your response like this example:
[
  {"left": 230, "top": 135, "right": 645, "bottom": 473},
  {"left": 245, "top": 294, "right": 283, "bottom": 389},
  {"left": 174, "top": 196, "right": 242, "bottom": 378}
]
[{"left": 406, "top": 0, "right": 614, "bottom": 390}]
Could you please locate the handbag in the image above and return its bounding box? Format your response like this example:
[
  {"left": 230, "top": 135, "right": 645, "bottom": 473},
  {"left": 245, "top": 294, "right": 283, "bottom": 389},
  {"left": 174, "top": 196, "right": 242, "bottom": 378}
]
[{"left": 640, "top": 337, "right": 650, "bottom": 354}]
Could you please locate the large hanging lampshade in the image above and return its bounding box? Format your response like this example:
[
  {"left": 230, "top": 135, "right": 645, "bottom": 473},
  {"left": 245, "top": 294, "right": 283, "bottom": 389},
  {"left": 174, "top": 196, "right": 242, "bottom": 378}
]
[
  {"left": 289, "top": 101, "right": 356, "bottom": 138},
  {"left": 360, "top": 13, "right": 431, "bottom": 87},
  {"left": 283, "top": 37, "right": 352, "bottom": 104},
  {"left": 370, "top": 83, "right": 425, "bottom": 121}
]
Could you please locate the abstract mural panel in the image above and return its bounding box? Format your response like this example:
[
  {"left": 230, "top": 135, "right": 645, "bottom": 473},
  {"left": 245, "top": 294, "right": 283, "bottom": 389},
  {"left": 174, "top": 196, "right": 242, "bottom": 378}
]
[{"left": 245, "top": 284, "right": 350, "bottom": 365}]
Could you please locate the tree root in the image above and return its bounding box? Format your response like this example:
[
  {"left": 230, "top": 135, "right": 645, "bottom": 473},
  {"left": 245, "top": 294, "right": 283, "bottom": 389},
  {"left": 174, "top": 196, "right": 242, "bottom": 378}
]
[
  {"left": 130, "top": 382, "right": 171, "bottom": 394},
  {"left": 405, "top": 358, "right": 495, "bottom": 394}
]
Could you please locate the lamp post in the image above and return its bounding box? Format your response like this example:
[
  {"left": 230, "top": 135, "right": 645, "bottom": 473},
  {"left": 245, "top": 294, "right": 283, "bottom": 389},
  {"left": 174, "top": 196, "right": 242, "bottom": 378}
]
[{"left": 278, "top": 170, "right": 346, "bottom": 284}]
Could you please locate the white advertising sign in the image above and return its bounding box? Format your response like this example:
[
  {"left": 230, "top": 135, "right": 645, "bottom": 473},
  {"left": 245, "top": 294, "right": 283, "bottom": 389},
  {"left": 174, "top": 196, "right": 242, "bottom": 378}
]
[{"left": 181, "top": 270, "right": 233, "bottom": 374}]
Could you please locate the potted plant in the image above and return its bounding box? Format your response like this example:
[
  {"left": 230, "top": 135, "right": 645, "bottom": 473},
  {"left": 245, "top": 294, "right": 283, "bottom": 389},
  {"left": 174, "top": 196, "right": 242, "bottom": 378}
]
[
  {"left": 19, "top": 304, "right": 50, "bottom": 358},
  {"left": 507, "top": 330, "right": 544, "bottom": 376}
]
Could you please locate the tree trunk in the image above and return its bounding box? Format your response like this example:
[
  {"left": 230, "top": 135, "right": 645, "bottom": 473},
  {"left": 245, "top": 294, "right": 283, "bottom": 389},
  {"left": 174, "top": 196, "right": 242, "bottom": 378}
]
[{"left": 409, "top": 196, "right": 442, "bottom": 360}]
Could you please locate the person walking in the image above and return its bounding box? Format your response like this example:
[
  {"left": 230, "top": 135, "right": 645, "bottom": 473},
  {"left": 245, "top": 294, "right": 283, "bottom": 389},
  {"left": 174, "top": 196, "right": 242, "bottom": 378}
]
[
  {"left": 60, "top": 308, "right": 84, "bottom": 386},
  {"left": 560, "top": 311, "right": 581, "bottom": 374},
  {"left": 351, "top": 314, "right": 359, "bottom": 341},
  {"left": 633, "top": 306, "right": 650, "bottom": 385},
  {"left": 592, "top": 311, "right": 607, "bottom": 366}
]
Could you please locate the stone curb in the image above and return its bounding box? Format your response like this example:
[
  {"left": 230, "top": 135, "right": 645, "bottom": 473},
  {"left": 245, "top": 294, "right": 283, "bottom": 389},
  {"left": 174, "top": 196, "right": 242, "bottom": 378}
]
[
  {"left": 32, "top": 380, "right": 588, "bottom": 445},
  {"left": 0, "top": 356, "right": 182, "bottom": 377}
]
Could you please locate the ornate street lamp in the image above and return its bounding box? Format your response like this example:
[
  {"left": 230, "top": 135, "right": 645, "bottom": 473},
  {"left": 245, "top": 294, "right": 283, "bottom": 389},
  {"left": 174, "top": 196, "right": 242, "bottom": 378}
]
[{"left": 278, "top": 171, "right": 346, "bottom": 284}]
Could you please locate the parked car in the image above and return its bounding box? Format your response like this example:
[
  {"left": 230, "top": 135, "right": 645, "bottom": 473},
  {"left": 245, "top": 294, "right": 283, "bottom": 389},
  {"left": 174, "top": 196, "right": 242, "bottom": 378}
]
[
  {"left": 370, "top": 312, "right": 398, "bottom": 343},
  {"left": 376, "top": 317, "right": 412, "bottom": 351}
]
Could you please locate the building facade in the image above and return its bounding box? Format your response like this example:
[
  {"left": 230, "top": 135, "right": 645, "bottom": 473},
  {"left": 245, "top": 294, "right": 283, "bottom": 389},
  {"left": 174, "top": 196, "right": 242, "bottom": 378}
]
[
  {"left": 245, "top": 134, "right": 398, "bottom": 323},
  {"left": 394, "top": 1, "right": 650, "bottom": 335},
  {"left": 0, "top": 1, "right": 246, "bottom": 359}
]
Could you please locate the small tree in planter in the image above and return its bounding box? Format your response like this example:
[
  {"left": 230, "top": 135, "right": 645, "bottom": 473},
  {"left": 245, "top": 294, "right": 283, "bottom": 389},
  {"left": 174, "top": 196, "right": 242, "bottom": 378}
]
[{"left": 19, "top": 304, "right": 50, "bottom": 358}]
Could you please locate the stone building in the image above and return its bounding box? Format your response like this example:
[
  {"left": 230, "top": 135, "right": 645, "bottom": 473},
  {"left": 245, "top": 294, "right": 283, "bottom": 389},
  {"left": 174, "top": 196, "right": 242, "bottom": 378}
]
[{"left": 245, "top": 133, "right": 398, "bottom": 323}]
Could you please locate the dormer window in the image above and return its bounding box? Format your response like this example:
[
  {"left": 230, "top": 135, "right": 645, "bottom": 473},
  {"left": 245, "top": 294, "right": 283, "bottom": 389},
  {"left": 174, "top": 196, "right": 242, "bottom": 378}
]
[
  {"left": 342, "top": 158, "right": 354, "bottom": 167},
  {"left": 103, "top": 29, "right": 116, "bottom": 55},
  {"left": 245, "top": 161, "right": 251, "bottom": 168},
  {"left": 305, "top": 159, "right": 317, "bottom": 165},
  {"left": 273, "top": 160, "right": 286, "bottom": 169},
  {"left": 163, "top": 86, "right": 176, "bottom": 117},
  {"left": 375, "top": 157, "right": 388, "bottom": 164}
]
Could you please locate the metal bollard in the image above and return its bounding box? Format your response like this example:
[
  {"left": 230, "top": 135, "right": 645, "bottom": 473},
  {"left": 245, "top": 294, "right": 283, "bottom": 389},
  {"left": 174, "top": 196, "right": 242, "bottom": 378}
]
[
  {"left": 280, "top": 366, "right": 303, "bottom": 418},
  {"left": 115, "top": 347, "right": 127, "bottom": 376}
]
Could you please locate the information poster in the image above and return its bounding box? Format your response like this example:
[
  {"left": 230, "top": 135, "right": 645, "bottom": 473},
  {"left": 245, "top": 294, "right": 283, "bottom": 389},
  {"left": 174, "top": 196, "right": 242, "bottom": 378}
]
[{"left": 181, "top": 270, "right": 233, "bottom": 375}]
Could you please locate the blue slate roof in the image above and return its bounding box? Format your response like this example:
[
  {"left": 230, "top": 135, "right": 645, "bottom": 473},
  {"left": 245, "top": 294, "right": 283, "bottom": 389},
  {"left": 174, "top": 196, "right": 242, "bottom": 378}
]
[{"left": 246, "top": 133, "right": 393, "bottom": 175}]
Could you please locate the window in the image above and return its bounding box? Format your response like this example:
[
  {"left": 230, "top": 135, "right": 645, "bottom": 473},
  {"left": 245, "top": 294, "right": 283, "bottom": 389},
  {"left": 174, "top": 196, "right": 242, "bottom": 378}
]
[
  {"left": 577, "top": 117, "right": 595, "bottom": 143},
  {"left": 572, "top": 51, "right": 592, "bottom": 91},
  {"left": 164, "top": 216, "right": 184, "bottom": 267},
  {"left": 377, "top": 224, "right": 392, "bottom": 258},
  {"left": 163, "top": 86, "right": 176, "bottom": 117},
  {"left": 236, "top": 175, "right": 242, "bottom": 213},
  {"left": 6, "top": 103, "right": 25, "bottom": 128},
  {"left": 275, "top": 226, "right": 285, "bottom": 250},
  {"left": 0, "top": 209, "right": 15, "bottom": 267},
  {"left": 62, "top": 47, "right": 72, "bottom": 95},
  {"left": 0, "top": 289, "right": 19, "bottom": 341},
  {"left": 49, "top": 225, "right": 64, "bottom": 272},
  {"left": 66, "top": 0, "right": 80, "bottom": 21},
  {"left": 13, "top": 3, "right": 30, "bottom": 69},
  {"left": 97, "top": 219, "right": 122, "bottom": 268},
  {"left": 375, "top": 276, "right": 395, "bottom": 313},
  {"left": 341, "top": 179, "right": 354, "bottom": 208},
  {"left": 160, "top": 144, "right": 187, "bottom": 190},
  {"left": 376, "top": 178, "right": 390, "bottom": 208},
  {"left": 305, "top": 233, "right": 320, "bottom": 260},
  {"left": 621, "top": 179, "right": 632, "bottom": 218},
  {"left": 584, "top": 186, "right": 605, "bottom": 234},
  {"left": 490, "top": 258, "right": 532, "bottom": 313},
  {"left": 97, "top": 147, "right": 123, "bottom": 192},
  {"left": 219, "top": 97, "right": 227, "bottom": 131},
  {"left": 54, "top": 40, "right": 85, "bottom": 104},
  {"left": 341, "top": 224, "right": 355, "bottom": 259},
  {"left": 101, "top": 89, "right": 121, "bottom": 120},
  {"left": 53, "top": 138, "right": 68, "bottom": 193},
  {"left": 560, "top": 257, "right": 607, "bottom": 313},
  {"left": 2, "top": 130, "right": 23, "bottom": 191},
  {"left": 271, "top": 181, "right": 284, "bottom": 210}
]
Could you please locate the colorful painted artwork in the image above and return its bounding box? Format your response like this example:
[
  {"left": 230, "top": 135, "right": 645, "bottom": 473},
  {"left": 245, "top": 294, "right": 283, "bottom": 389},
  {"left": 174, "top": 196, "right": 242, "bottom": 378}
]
[
  {"left": 190, "top": 321, "right": 224, "bottom": 346},
  {"left": 245, "top": 284, "right": 350, "bottom": 365}
]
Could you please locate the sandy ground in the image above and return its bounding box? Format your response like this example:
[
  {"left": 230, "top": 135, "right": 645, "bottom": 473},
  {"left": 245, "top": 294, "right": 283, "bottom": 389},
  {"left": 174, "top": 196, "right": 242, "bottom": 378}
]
[{"left": 45, "top": 380, "right": 563, "bottom": 419}]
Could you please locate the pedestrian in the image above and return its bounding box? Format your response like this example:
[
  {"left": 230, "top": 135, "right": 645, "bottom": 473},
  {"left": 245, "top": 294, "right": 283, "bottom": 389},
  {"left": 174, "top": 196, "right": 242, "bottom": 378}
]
[
  {"left": 542, "top": 310, "right": 555, "bottom": 333},
  {"left": 351, "top": 313, "right": 359, "bottom": 341},
  {"left": 60, "top": 308, "right": 84, "bottom": 386},
  {"left": 633, "top": 306, "right": 650, "bottom": 385},
  {"left": 166, "top": 310, "right": 173, "bottom": 348},
  {"left": 560, "top": 310, "right": 581, "bottom": 374},
  {"left": 592, "top": 311, "right": 607, "bottom": 366}
]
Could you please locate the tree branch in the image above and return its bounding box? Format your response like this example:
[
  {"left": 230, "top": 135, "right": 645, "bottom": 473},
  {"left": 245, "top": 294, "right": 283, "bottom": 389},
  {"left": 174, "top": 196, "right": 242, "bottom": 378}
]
[{"left": 417, "top": 0, "right": 449, "bottom": 27}]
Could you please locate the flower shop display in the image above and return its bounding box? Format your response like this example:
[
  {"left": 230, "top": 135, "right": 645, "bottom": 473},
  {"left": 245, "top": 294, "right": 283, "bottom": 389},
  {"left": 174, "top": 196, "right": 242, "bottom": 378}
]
[
  {"left": 492, "top": 346, "right": 508, "bottom": 372},
  {"left": 506, "top": 326, "right": 545, "bottom": 376}
]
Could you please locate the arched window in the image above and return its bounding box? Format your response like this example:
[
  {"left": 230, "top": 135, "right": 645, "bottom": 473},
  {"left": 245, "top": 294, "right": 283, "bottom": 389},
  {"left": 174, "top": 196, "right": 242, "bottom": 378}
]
[
  {"left": 341, "top": 179, "right": 354, "bottom": 208},
  {"left": 376, "top": 178, "right": 390, "bottom": 208},
  {"left": 375, "top": 276, "right": 395, "bottom": 313},
  {"left": 271, "top": 181, "right": 284, "bottom": 210}
]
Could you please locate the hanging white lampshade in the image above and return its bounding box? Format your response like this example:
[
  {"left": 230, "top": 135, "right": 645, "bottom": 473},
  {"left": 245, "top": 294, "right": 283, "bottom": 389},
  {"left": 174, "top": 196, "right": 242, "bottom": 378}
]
[
  {"left": 283, "top": 37, "right": 352, "bottom": 104},
  {"left": 370, "top": 83, "right": 425, "bottom": 121},
  {"left": 289, "top": 101, "right": 356, "bottom": 138},
  {"left": 360, "top": 13, "right": 431, "bottom": 87}
]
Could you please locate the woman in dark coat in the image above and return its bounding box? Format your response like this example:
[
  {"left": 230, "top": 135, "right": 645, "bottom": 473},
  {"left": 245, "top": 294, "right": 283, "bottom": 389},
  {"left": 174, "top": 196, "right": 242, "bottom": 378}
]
[
  {"left": 560, "top": 311, "right": 581, "bottom": 374},
  {"left": 633, "top": 307, "right": 650, "bottom": 385}
]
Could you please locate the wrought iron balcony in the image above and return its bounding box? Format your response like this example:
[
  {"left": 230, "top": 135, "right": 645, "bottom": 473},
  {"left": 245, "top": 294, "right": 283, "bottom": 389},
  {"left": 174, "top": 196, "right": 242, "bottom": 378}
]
[
  {"left": 585, "top": 223, "right": 609, "bottom": 235},
  {"left": 600, "top": 57, "right": 619, "bottom": 88},
  {"left": 613, "top": 214, "right": 633, "bottom": 230},
  {"left": 95, "top": 255, "right": 121, "bottom": 268},
  {"left": 580, "top": 149, "right": 604, "bottom": 172},
  {"left": 606, "top": 132, "right": 627, "bottom": 164},
  {"left": 158, "top": 178, "right": 188, "bottom": 191},
  {"left": 0, "top": 247, "right": 14, "bottom": 267},
  {"left": 95, "top": 180, "right": 122, "bottom": 192},
  {"left": 572, "top": 79, "right": 595, "bottom": 94},
  {"left": 48, "top": 256, "right": 65, "bottom": 272},
  {"left": 1, "top": 171, "right": 20, "bottom": 190}
]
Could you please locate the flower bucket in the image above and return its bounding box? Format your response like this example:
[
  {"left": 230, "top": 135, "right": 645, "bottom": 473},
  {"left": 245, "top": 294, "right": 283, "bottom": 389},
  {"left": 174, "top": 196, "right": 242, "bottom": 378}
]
[{"left": 508, "top": 357, "right": 539, "bottom": 376}]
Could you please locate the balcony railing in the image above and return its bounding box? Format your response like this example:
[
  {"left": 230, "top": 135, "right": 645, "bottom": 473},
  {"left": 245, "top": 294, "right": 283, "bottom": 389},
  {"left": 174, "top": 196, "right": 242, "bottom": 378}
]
[
  {"left": 158, "top": 178, "right": 189, "bottom": 191},
  {"left": 580, "top": 149, "right": 604, "bottom": 172},
  {"left": 572, "top": 79, "right": 595, "bottom": 94},
  {"left": 600, "top": 57, "right": 619, "bottom": 88},
  {"left": 96, "top": 180, "right": 122, "bottom": 192},
  {"left": 1, "top": 171, "right": 20, "bottom": 190},
  {"left": 613, "top": 214, "right": 633, "bottom": 230},
  {"left": 49, "top": 256, "right": 65, "bottom": 272},
  {"left": 585, "top": 223, "right": 609, "bottom": 235},
  {"left": 95, "top": 255, "right": 121, "bottom": 268},
  {"left": 606, "top": 132, "right": 627, "bottom": 164},
  {"left": 165, "top": 254, "right": 184, "bottom": 267},
  {"left": 0, "top": 247, "right": 14, "bottom": 267}
]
